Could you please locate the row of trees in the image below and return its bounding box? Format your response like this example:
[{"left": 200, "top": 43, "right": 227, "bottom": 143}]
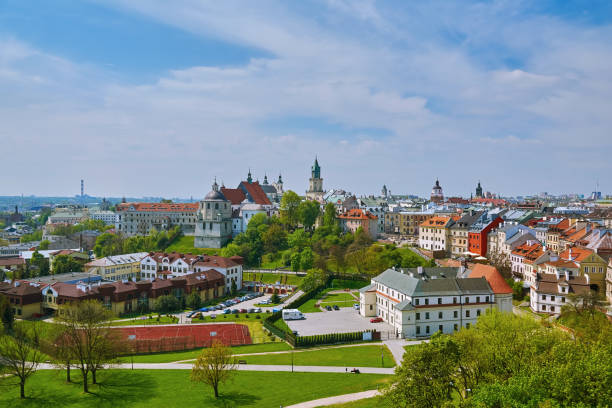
[
  {"left": 93, "top": 226, "right": 182, "bottom": 258},
  {"left": 384, "top": 309, "right": 612, "bottom": 407}
]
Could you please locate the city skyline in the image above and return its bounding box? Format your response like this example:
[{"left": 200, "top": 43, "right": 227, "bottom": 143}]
[{"left": 1, "top": 1, "right": 611, "bottom": 197}]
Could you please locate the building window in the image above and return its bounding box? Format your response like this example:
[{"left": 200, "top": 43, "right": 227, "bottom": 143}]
[
  {"left": 454, "top": 310, "right": 458, "bottom": 318},
  {"left": 465, "top": 297, "right": 469, "bottom": 304},
  {"left": 453, "top": 297, "right": 457, "bottom": 304},
  {"left": 542, "top": 305, "right": 547, "bottom": 311},
  {"left": 437, "top": 297, "right": 442, "bottom": 305},
  {"left": 416, "top": 313, "right": 420, "bottom": 320},
  {"left": 454, "top": 323, "right": 458, "bottom": 331},
  {"left": 438, "top": 311, "right": 443, "bottom": 319},
  {"left": 551, "top": 296, "right": 555, "bottom": 301},
  {"left": 476, "top": 296, "right": 480, "bottom": 303},
  {"left": 425, "top": 312, "right": 430, "bottom": 320},
  {"left": 485, "top": 296, "right": 490, "bottom": 302},
  {"left": 466, "top": 310, "right": 470, "bottom": 318},
  {"left": 426, "top": 326, "right": 430, "bottom": 334},
  {"left": 439, "top": 324, "right": 443, "bottom": 332},
  {"left": 477, "top": 309, "right": 481, "bottom": 317},
  {"left": 414, "top": 298, "right": 419, "bottom": 305},
  {"left": 542, "top": 295, "right": 546, "bottom": 300},
  {"left": 416, "top": 326, "right": 420, "bottom": 335},
  {"left": 466, "top": 323, "right": 471, "bottom": 329},
  {"left": 425, "top": 298, "right": 429, "bottom": 305}
]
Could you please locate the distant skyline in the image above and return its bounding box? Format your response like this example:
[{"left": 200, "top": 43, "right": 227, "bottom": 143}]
[{"left": 1, "top": 1, "right": 611, "bottom": 197}]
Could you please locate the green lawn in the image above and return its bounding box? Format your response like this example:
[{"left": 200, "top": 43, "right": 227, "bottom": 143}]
[
  {"left": 0, "top": 370, "right": 390, "bottom": 408},
  {"left": 330, "top": 279, "right": 370, "bottom": 290},
  {"left": 243, "top": 271, "right": 305, "bottom": 286},
  {"left": 325, "top": 397, "right": 386, "bottom": 408},
  {"left": 240, "top": 345, "right": 395, "bottom": 368},
  {"left": 121, "top": 342, "right": 292, "bottom": 363},
  {"left": 164, "top": 236, "right": 220, "bottom": 255},
  {"left": 298, "top": 298, "right": 323, "bottom": 313},
  {"left": 109, "top": 316, "right": 179, "bottom": 326},
  {"left": 298, "top": 290, "right": 358, "bottom": 313}
]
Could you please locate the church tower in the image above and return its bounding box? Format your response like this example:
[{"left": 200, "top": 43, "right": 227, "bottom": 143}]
[
  {"left": 430, "top": 179, "right": 444, "bottom": 204},
  {"left": 306, "top": 157, "right": 324, "bottom": 201},
  {"left": 476, "top": 181, "right": 483, "bottom": 198},
  {"left": 194, "top": 179, "right": 232, "bottom": 249}
]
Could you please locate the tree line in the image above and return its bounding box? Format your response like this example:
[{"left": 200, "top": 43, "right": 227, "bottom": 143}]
[{"left": 93, "top": 226, "right": 182, "bottom": 258}]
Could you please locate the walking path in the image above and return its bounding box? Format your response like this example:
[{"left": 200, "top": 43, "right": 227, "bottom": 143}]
[
  {"left": 285, "top": 389, "right": 381, "bottom": 408},
  {"left": 37, "top": 362, "right": 394, "bottom": 374},
  {"left": 382, "top": 338, "right": 426, "bottom": 364}
]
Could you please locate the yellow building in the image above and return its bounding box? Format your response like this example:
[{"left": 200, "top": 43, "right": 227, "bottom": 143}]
[
  {"left": 84, "top": 252, "right": 148, "bottom": 281},
  {"left": 559, "top": 247, "right": 607, "bottom": 293}
]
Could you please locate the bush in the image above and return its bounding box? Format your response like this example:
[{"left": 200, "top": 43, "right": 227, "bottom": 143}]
[
  {"left": 185, "top": 291, "right": 202, "bottom": 310},
  {"left": 153, "top": 295, "right": 181, "bottom": 313}
]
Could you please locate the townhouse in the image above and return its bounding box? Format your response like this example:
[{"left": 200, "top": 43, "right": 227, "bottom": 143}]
[
  {"left": 558, "top": 247, "right": 607, "bottom": 293},
  {"left": 468, "top": 214, "right": 503, "bottom": 257},
  {"left": 419, "top": 216, "right": 455, "bottom": 253},
  {"left": 337, "top": 209, "right": 378, "bottom": 240},
  {"left": 530, "top": 272, "right": 590, "bottom": 316},
  {"left": 384, "top": 209, "right": 435, "bottom": 237},
  {"left": 359, "top": 265, "right": 512, "bottom": 338},
  {"left": 450, "top": 211, "right": 483, "bottom": 257},
  {"left": 510, "top": 241, "right": 542, "bottom": 280}
]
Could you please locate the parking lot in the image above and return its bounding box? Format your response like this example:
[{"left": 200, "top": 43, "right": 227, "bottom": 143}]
[
  {"left": 178, "top": 293, "right": 278, "bottom": 321},
  {"left": 286, "top": 307, "right": 395, "bottom": 336}
]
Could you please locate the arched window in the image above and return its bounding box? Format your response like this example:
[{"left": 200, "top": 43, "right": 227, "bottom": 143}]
[{"left": 215, "top": 203, "right": 219, "bottom": 209}]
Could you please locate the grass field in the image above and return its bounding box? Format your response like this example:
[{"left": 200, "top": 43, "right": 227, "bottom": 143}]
[
  {"left": 164, "top": 236, "right": 219, "bottom": 255},
  {"left": 298, "top": 290, "right": 358, "bottom": 313},
  {"left": 243, "top": 271, "right": 305, "bottom": 286},
  {"left": 0, "top": 370, "right": 391, "bottom": 408},
  {"left": 192, "top": 314, "right": 272, "bottom": 343},
  {"left": 298, "top": 298, "right": 324, "bottom": 313},
  {"left": 121, "top": 342, "right": 292, "bottom": 363},
  {"left": 238, "top": 345, "right": 395, "bottom": 368},
  {"left": 109, "top": 316, "right": 179, "bottom": 326},
  {"left": 330, "top": 279, "right": 370, "bottom": 289},
  {"left": 326, "top": 397, "right": 384, "bottom": 407}
]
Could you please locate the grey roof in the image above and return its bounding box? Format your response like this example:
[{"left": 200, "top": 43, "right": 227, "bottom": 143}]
[
  {"left": 372, "top": 269, "right": 419, "bottom": 295},
  {"left": 359, "top": 283, "right": 376, "bottom": 293},
  {"left": 400, "top": 267, "right": 462, "bottom": 279},
  {"left": 451, "top": 211, "right": 484, "bottom": 229},
  {"left": 395, "top": 299, "right": 415, "bottom": 311},
  {"left": 455, "top": 277, "right": 492, "bottom": 294},
  {"left": 260, "top": 185, "right": 277, "bottom": 194},
  {"left": 413, "top": 279, "right": 461, "bottom": 296}
]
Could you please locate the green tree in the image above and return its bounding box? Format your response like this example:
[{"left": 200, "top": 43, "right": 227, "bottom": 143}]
[
  {"left": 29, "top": 251, "right": 50, "bottom": 276},
  {"left": 323, "top": 202, "right": 337, "bottom": 227},
  {"left": 52, "top": 254, "right": 85, "bottom": 274},
  {"left": 298, "top": 200, "right": 320, "bottom": 231},
  {"left": 38, "top": 240, "right": 50, "bottom": 250},
  {"left": 261, "top": 224, "right": 288, "bottom": 253},
  {"left": 186, "top": 291, "right": 202, "bottom": 310},
  {"left": 0, "top": 294, "right": 14, "bottom": 332},
  {"left": 20, "top": 230, "right": 42, "bottom": 243},
  {"left": 290, "top": 251, "right": 301, "bottom": 272},
  {"left": 279, "top": 190, "right": 301, "bottom": 229},
  {"left": 299, "top": 247, "right": 315, "bottom": 271},
  {"left": 270, "top": 293, "right": 281, "bottom": 304},
  {"left": 154, "top": 295, "right": 181, "bottom": 313},
  {"left": 287, "top": 229, "right": 310, "bottom": 250}
]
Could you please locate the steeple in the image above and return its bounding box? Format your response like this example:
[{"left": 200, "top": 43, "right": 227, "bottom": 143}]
[
  {"left": 311, "top": 156, "right": 321, "bottom": 179},
  {"left": 247, "top": 169, "right": 253, "bottom": 184},
  {"left": 476, "top": 180, "right": 483, "bottom": 198},
  {"left": 278, "top": 173, "right": 283, "bottom": 184},
  {"left": 212, "top": 177, "right": 219, "bottom": 192},
  {"left": 263, "top": 174, "right": 268, "bottom": 185}
]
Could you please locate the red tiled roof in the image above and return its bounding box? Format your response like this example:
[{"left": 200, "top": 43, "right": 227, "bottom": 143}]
[
  {"left": 0, "top": 257, "right": 25, "bottom": 266},
  {"left": 420, "top": 216, "right": 453, "bottom": 228},
  {"left": 559, "top": 247, "right": 595, "bottom": 263},
  {"left": 469, "top": 264, "right": 512, "bottom": 294},
  {"left": 116, "top": 202, "right": 198, "bottom": 212},
  {"left": 337, "top": 209, "right": 377, "bottom": 220},
  {"left": 240, "top": 181, "right": 272, "bottom": 205},
  {"left": 220, "top": 188, "right": 246, "bottom": 205}
]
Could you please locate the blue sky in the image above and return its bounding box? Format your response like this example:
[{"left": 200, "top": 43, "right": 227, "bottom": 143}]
[{"left": 0, "top": 0, "right": 611, "bottom": 198}]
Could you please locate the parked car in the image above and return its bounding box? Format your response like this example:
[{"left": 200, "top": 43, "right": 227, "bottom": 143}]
[
  {"left": 325, "top": 305, "right": 332, "bottom": 311},
  {"left": 209, "top": 314, "right": 216, "bottom": 319},
  {"left": 259, "top": 299, "right": 270, "bottom": 305},
  {"left": 248, "top": 308, "right": 256, "bottom": 313},
  {"left": 186, "top": 311, "right": 196, "bottom": 318},
  {"left": 353, "top": 303, "right": 360, "bottom": 310},
  {"left": 223, "top": 309, "right": 232, "bottom": 314},
  {"left": 332, "top": 305, "right": 340, "bottom": 310},
  {"left": 239, "top": 308, "right": 247, "bottom": 313},
  {"left": 370, "top": 317, "right": 383, "bottom": 323},
  {"left": 199, "top": 307, "right": 209, "bottom": 312},
  {"left": 253, "top": 308, "right": 262, "bottom": 313},
  {"left": 231, "top": 309, "right": 239, "bottom": 314}
]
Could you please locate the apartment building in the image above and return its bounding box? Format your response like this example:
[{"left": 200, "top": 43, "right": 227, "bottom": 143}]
[{"left": 84, "top": 252, "right": 149, "bottom": 281}]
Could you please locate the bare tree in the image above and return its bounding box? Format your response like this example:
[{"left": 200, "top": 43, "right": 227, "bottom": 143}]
[
  {"left": 55, "top": 300, "right": 119, "bottom": 393},
  {"left": 0, "top": 323, "right": 43, "bottom": 398},
  {"left": 190, "top": 341, "right": 237, "bottom": 399}
]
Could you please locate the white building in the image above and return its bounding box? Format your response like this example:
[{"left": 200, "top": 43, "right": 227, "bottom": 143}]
[
  {"left": 418, "top": 216, "right": 454, "bottom": 253},
  {"left": 90, "top": 210, "right": 118, "bottom": 225},
  {"left": 530, "top": 272, "right": 591, "bottom": 316},
  {"left": 360, "top": 265, "right": 512, "bottom": 338}
]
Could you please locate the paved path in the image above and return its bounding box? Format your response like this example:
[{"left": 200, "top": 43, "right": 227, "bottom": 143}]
[
  {"left": 38, "top": 362, "right": 394, "bottom": 374},
  {"left": 382, "top": 339, "right": 427, "bottom": 365},
  {"left": 285, "top": 390, "right": 381, "bottom": 408}
]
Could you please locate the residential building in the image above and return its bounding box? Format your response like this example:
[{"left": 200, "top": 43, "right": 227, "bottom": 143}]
[
  {"left": 546, "top": 218, "right": 571, "bottom": 253},
  {"left": 384, "top": 209, "right": 435, "bottom": 237},
  {"left": 90, "top": 210, "right": 117, "bottom": 225},
  {"left": 468, "top": 215, "right": 503, "bottom": 257},
  {"left": 419, "top": 216, "right": 454, "bottom": 253},
  {"left": 337, "top": 209, "right": 378, "bottom": 240},
  {"left": 47, "top": 210, "right": 87, "bottom": 225},
  {"left": 510, "top": 241, "right": 542, "bottom": 280},
  {"left": 450, "top": 211, "right": 484, "bottom": 257},
  {"left": 530, "top": 272, "right": 590, "bottom": 316},
  {"left": 84, "top": 252, "right": 149, "bottom": 281},
  {"left": 468, "top": 264, "right": 513, "bottom": 312},
  {"left": 359, "top": 266, "right": 510, "bottom": 338},
  {"left": 358, "top": 197, "right": 388, "bottom": 234},
  {"left": 559, "top": 247, "right": 607, "bottom": 293},
  {"left": 0, "top": 257, "right": 25, "bottom": 271},
  {"left": 116, "top": 202, "right": 199, "bottom": 236},
  {"left": 0, "top": 280, "right": 43, "bottom": 319}
]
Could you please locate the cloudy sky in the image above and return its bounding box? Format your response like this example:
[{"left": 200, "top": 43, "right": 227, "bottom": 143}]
[{"left": 1, "top": 0, "right": 611, "bottom": 199}]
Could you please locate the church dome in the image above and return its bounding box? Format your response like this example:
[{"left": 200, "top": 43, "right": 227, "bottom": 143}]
[{"left": 205, "top": 190, "right": 225, "bottom": 200}]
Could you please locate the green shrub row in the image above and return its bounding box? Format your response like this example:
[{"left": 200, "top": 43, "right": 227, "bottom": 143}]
[{"left": 295, "top": 330, "right": 373, "bottom": 347}]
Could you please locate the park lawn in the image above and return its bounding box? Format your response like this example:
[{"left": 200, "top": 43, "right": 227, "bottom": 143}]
[
  {"left": 122, "top": 342, "right": 292, "bottom": 363},
  {"left": 164, "top": 235, "right": 219, "bottom": 255},
  {"left": 325, "top": 397, "right": 385, "bottom": 408},
  {"left": 243, "top": 272, "right": 305, "bottom": 286},
  {"left": 321, "top": 292, "right": 358, "bottom": 303},
  {"left": 298, "top": 298, "right": 323, "bottom": 313},
  {"left": 0, "top": 370, "right": 391, "bottom": 408},
  {"left": 240, "top": 345, "right": 396, "bottom": 368},
  {"left": 330, "top": 279, "right": 370, "bottom": 290}
]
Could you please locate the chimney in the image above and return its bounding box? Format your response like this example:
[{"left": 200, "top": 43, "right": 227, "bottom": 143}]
[{"left": 564, "top": 270, "right": 569, "bottom": 281}]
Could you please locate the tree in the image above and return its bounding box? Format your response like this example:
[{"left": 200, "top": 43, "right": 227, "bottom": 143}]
[
  {"left": 384, "top": 333, "right": 459, "bottom": 408},
  {"left": 29, "top": 251, "right": 49, "bottom": 277},
  {"left": 0, "top": 294, "right": 14, "bottom": 332},
  {"left": 279, "top": 190, "right": 301, "bottom": 229},
  {"left": 323, "top": 202, "right": 337, "bottom": 227},
  {"left": 186, "top": 291, "right": 202, "bottom": 310},
  {"left": 270, "top": 293, "right": 281, "bottom": 304},
  {"left": 191, "top": 341, "right": 237, "bottom": 398},
  {"left": 52, "top": 254, "right": 85, "bottom": 274},
  {"left": 287, "top": 229, "right": 310, "bottom": 250},
  {"left": 153, "top": 295, "right": 181, "bottom": 313},
  {"left": 261, "top": 224, "right": 288, "bottom": 253},
  {"left": 38, "top": 240, "right": 50, "bottom": 250},
  {"left": 301, "top": 268, "right": 327, "bottom": 292},
  {"left": 299, "top": 247, "right": 314, "bottom": 270},
  {"left": 0, "top": 323, "right": 43, "bottom": 398},
  {"left": 55, "top": 300, "right": 119, "bottom": 393},
  {"left": 290, "top": 251, "right": 301, "bottom": 272},
  {"left": 298, "top": 200, "right": 320, "bottom": 231}
]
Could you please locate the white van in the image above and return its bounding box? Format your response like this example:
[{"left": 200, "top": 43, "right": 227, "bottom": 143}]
[{"left": 282, "top": 309, "right": 305, "bottom": 321}]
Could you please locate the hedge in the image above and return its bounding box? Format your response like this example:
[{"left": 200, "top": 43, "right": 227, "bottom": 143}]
[{"left": 295, "top": 330, "right": 374, "bottom": 347}]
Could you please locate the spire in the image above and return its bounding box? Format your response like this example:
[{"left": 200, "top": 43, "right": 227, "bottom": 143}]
[
  {"left": 278, "top": 173, "right": 283, "bottom": 184},
  {"left": 263, "top": 174, "right": 268, "bottom": 185},
  {"left": 212, "top": 177, "right": 219, "bottom": 192},
  {"left": 247, "top": 169, "right": 253, "bottom": 184},
  {"left": 311, "top": 157, "right": 321, "bottom": 179}
]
